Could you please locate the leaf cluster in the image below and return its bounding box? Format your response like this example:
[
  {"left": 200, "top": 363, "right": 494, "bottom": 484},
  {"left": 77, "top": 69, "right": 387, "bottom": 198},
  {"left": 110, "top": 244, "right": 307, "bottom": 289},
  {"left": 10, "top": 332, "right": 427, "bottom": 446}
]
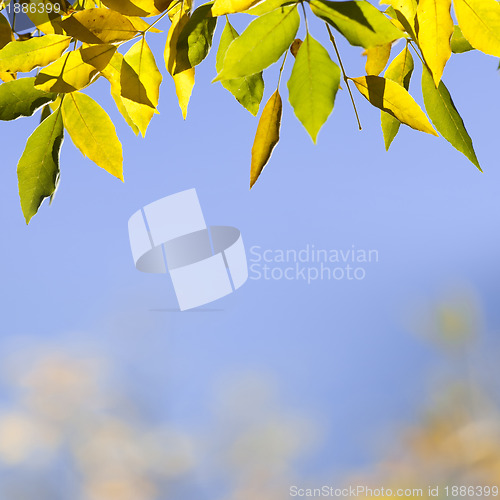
[{"left": 0, "top": 0, "right": 493, "bottom": 222}]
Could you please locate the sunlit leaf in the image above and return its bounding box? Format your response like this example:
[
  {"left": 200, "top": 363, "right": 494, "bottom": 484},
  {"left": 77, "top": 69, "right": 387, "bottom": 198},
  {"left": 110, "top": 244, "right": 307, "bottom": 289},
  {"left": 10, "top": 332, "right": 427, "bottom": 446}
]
[
  {"left": 416, "top": 0, "right": 453, "bottom": 85},
  {"left": 17, "top": 107, "right": 64, "bottom": 224},
  {"left": 215, "top": 19, "right": 264, "bottom": 115},
  {"left": 381, "top": 44, "right": 413, "bottom": 149},
  {"left": 352, "top": 75, "right": 437, "bottom": 135},
  {"left": 364, "top": 43, "right": 392, "bottom": 75},
  {"left": 0, "top": 77, "right": 57, "bottom": 121},
  {"left": 35, "top": 45, "right": 116, "bottom": 93},
  {"left": 386, "top": 0, "right": 417, "bottom": 37},
  {"left": 245, "top": 0, "right": 288, "bottom": 15},
  {"left": 165, "top": 11, "right": 195, "bottom": 118},
  {"left": 454, "top": 0, "right": 500, "bottom": 57},
  {"left": 100, "top": 52, "right": 141, "bottom": 135},
  {"left": 100, "top": 0, "right": 173, "bottom": 16},
  {"left": 62, "top": 92, "right": 123, "bottom": 180},
  {"left": 250, "top": 89, "right": 282, "bottom": 188},
  {"left": 422, "top": 65, "right": 480, "bottom": 170},
  {"left": 213, "top": 4, "right": 299, "bottom": 81},
  {"left": 310, "top": 0, "right": 404, "bottom": 48},
  {"left": 0, "top": 35, "right": 71, "bottom": 73},
  {"left": 287, "top": 33, "right": 341, "bottom": 143},
  {"left": 60, "top": 8, "right": 140, "bottom": 43},
  {"left": 212, "top": 0, "right": 258, "bottom": 15},
  {"left": 23, "top": 0, "right": 72, "bottom": 35}
]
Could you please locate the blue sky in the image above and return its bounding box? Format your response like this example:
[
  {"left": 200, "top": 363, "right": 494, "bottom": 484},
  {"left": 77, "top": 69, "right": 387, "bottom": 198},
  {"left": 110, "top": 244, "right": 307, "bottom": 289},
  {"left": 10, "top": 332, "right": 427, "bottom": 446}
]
[{"left": 1, "top": 10, "right": 500, "bottom": 482}]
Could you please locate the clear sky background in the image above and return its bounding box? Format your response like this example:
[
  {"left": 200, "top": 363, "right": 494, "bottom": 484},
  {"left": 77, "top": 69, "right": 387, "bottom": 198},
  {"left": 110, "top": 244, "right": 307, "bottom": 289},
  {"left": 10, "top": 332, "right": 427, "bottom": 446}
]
[{"left": 1, "top": 10, "right": 500, "bottom": 493}]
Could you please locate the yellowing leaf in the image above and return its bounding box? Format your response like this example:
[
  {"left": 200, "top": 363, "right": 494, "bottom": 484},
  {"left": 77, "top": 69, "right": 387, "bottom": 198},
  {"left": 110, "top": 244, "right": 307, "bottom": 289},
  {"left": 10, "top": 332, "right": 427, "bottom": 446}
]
[
  {"left": 381, "top": 44, "right": 413, "bottom": 149},
  {"left": 450, "top": 25, "right": 474, "bottom": 53},
  {"left": 117, "top": 38, "right": 162, "bottom": 135},
  {"left": 165, "top": 11, "right": 195, "bottom": 118},
  {"left": 23, "top": 0, "right": 72, "bottom": 35},
  {"left": 60, "top": 8, "right": 140, "bottom": 43},
  {"left": 352, "top": 75, "right": 437, "bottom": 136},
  {"left": 100, "top": 0, "right": 173, "bottom": 16},
  {"left": 309, "top": 0, "right": 404, "bottom": 48},
  {"left": 0, "top": 35, "right": 71, "bottom": 73},
  {"left": 387, "top": 0, "right": 416, "bottom": 36},
  {"left": 17, "top": 107, "right": 64, "bottom": 224},
  {"left": 454, "top": 0, "right": 500, "bottom": 57},
  {"left": 122, "top": 38, "right": 161, "bottom": 108},
  {"left": 364, "top": 43, "right": 392, "bottom": 75},
  {"left": 214, "top": 5, "right": 300, "bottom": 81},
  {"left": 62, "top": 92, "right": 123, "bottom": 180},
  {"left": 100, "top": 52, "right": 140, "bottom": 135},
  {"left": 416, "top": 0, "right": 453, "bottom": 86},
  {"left": 250, "top": 89, "right": 282, "bottom": 188},
  {"left": 212, "top": 0, "right": 258, "bottom": 15},
  {"left": 35, "top": 45, "right": 116, "bottom": 93},
  {"left": 287, "top": 33, "right": 341, "bottom": 143}
]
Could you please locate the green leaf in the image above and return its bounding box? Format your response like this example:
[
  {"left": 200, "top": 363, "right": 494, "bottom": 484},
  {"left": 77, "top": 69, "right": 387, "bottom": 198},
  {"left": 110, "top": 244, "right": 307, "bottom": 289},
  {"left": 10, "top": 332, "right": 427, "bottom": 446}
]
[
  {"left": 352, "top": 75, "right": 437, "bottom": 136},
  {"left": 309, "top": 0, "right": 404, "bottom": 48},
  {"left": 250, "top": 89, "right": 282, "bottom": 188},
  {"left": 0, "top": 77, "right": 57, "bottom": 121},
  {"left": 175, "top": 2, "right": 217, "bottom": 73},
  {"left": 0, "top": 11, "right": 13, "bottom": 49},
  {"left": 59, "top": 8, "right": 140, "bottom": 44},
  {"left": 0, "top": 35, "right": 71, "bottom": 73},
  {"left": 287, "top": 33, "right": 340, "bottom": 143},
  {"left": 421, "top": 65, "right": 480, "bottom": 170},
  {"left": 450, "top": 25, "right": 474, "bottom": 53},
  {"left": 214, "top": 4, "right": 300, "bottom": 81},
  {"left": 381, "top": 45, "right": 413, "bottom": 150},
  {"left": 245, "top": 0, "right": 289, "bottom": 16},
  {"left": 62, "top": 92, "right": 123, "bottom": 180},
  {"left": 17, "top": 107, "right": 64, "bottom": 224},
  {"left": 454, "top": 0, "right": 500, "bottom": 57},
  {"left": 216, "top": 19, "right": 264, "bottom": 116}
]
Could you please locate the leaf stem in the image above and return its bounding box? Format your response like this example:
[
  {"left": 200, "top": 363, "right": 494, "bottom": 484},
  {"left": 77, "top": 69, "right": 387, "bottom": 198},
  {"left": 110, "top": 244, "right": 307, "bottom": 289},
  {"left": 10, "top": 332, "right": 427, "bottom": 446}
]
[
  {"left": 143, "top": 4, "right": 178, "bottom": 34},
  {"left": 300, "top": 1, "right": 309, "bottom": 33},
  {"left": 325, "top": 23, "right": 362, "bottom": 130},
  {"left": 277, "top": 50, "right": 288, "bottom": 90}
]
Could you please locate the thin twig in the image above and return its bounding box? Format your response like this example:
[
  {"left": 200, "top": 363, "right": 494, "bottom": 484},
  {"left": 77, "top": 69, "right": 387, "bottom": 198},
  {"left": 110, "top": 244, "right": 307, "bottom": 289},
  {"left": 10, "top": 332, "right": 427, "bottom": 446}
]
[{"left": 325, "top": 23, "right": 362, "bottom": 130}]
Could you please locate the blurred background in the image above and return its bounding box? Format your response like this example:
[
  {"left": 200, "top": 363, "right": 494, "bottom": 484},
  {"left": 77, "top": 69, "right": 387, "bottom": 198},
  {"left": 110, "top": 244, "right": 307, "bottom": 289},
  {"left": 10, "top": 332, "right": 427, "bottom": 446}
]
[{"left": 1, "top": 5, "right": 500, "bottom": 498}]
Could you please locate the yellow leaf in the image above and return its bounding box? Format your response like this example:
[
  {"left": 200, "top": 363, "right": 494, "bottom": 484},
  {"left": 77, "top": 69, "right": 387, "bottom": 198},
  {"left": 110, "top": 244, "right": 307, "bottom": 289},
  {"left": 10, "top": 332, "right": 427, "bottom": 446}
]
[
  {"left": 22, "top": 0, "right": 72, "bottom": 34},
  {"left": 388, "top": 0, "right": 417, "bottom": 36},
  {"left": 100, "top": 52, "right": 140, "bottom": 135},
  {"left": 165, "top": 11, "right": 195, "bottom": 118},
  {"left": 250, "top": 89, "right": 282, "bottom": 188},
  {"left": 127, "top": 16, "right": 162, "bottom": 33},
  {"left": 0, "top": 71, "right": 15, "bottom": 82},
  {"left": 352, "top": 75, "right": 437, "bottom": 135},
  {"left": 212, "top": 0, "right": 259, "bottom": 16},
  {"left": 0, "top": 35, "right": 71, "bottom": 73},
  {"left": 122, "top": 38, "right": 161, "bottom": 108},
  {"left": 60, "top": 8, "right": 140, "bottom": 44},
  {"left": 35, "top": 45, "right": 116, "bottom": 93},
  {"left": 364, "top": 43, "right": 392, "bottom": 75},
  {"left": 100, "top": 0, "right": 173, "bottom": 16},
  {"left": 454, "top": 0, "right": 500, "bottom": 57},
  {"left": 417, "top": 0, "right": 453, "bottom": 85},
  {"left": 173, "top": 69, "right": 195, "bottom": 120},
  {"left": 62, "top": 92, "right": 123, "bottom": 180}
]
